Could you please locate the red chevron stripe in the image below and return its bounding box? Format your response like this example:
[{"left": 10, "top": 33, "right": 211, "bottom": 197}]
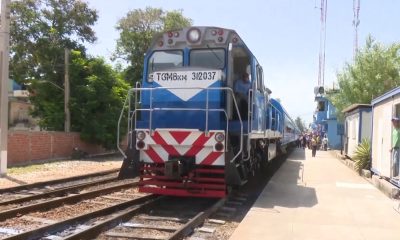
[
  {"left": 144, "top": 146, "right": 164, "bottom": 163},
  {"left": 152, "top": 131, "right": 180, "bottom": 156},
  {"left": 184, "top": 132, "right": 215, "bottom": 157},
  {"left": 169, "top": 131, "right": 192, "bottom": 144},
  {"left": 200, "top": 151, "right": 223, "bottom": 165}
]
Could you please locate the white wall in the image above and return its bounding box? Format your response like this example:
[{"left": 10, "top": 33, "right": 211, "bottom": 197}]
[
  {"left": 346, "top": 113, "right": 359, "bottom": 158},
  {"left": 361, "top": 111, "right": 372, "bottom": 141},
  {"left": 372, "top": 97, "right": 399, "bottom": 177}
]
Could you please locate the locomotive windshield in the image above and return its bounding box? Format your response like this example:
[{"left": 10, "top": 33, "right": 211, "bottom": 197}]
[
  {"left": 189, "top": 49, "right": 225, "bottom": 69},
  {"left": 148, "top": 50, "right": 183, "bottom": 74}
]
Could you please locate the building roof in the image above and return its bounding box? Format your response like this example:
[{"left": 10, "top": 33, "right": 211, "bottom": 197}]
[
  {"left": 342, "top": 104, "right": 371, "bottom": 113},
  {"left": 371, "top": 86, "right": 400, "bottom": 105}
]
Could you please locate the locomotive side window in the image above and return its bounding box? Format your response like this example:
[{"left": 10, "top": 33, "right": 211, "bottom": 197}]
[
  {"left": 147, "top": 50, "right": 183, "bottom": 77},
  {"left": 231, "top": 47, "right": 251, "bottom": 84},
  {"left": 190, "top": 49, "right": 225, "bottom": 69}
]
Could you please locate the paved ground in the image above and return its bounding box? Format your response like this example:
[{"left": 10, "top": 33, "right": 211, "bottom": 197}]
[
  {"left": 229, "top": 148, "right": 400, "bottom": 240},
  {"left": 0, "top": 155, "right": 122, "bottom": 188}
]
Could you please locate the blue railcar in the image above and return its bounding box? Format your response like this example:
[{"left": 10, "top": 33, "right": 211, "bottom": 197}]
[{"left": 118, "top": 26, "right": 299, "bottom": 198}]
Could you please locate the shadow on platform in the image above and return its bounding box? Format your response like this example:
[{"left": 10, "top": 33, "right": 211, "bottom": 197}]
[{"left": 254, "top": 148, "right": 318, "bottom": 210}]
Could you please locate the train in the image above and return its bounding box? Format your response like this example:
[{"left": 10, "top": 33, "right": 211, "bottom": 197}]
[{"left": 117, "top": 26, "right": 300, "bottom": 198}]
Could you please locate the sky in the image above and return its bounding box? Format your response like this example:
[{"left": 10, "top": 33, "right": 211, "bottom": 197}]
[{"left": 85, "top": 0, "right": 400, "bottom": 124}]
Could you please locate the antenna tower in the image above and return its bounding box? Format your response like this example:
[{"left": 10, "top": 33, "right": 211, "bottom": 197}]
[
  {"left": 353, "top": 0, "right": 360, "bottom": 58},
  {"left": 317, "top": 0, "right": 328, "bottom": 87}
]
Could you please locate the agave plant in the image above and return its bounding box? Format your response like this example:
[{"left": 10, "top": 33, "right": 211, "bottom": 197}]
[{"left": 353, "top": 138, "right": 371, "bottom": 172}]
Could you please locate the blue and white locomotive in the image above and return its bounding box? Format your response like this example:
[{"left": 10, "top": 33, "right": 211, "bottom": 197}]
[{"left": 118, "top": 26, "right": 300, "bottom": 198}]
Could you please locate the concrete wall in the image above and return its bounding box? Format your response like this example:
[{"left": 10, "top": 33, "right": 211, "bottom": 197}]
[
  {"left": 7, "top": 131, "right": 111, "bottom": 166},
  {"left": 326, "top": 120, "right": 341, "bottom": 149}
]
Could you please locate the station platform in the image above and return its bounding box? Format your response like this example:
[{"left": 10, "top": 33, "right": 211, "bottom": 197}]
[{"left": 229, "top": 148, "right": 400, "bottom": 240}]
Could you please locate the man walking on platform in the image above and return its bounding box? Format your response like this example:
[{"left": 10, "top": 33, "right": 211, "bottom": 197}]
[
  {"left": 391, "top": 117, "right": 400, "bottom": 179},
  {"left": 311, "top": 135, "right": 318, "bottom": 157}
]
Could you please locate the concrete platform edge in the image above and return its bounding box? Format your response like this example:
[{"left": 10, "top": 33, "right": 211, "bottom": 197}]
[{"left": 330, "top": 150, "right": 400, "bottom": 199}]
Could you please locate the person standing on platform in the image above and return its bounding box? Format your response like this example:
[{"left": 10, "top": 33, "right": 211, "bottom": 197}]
[
  {"left": 390, "top": 117, "right": 400, "bottom": 178},
  {"left": 311, "top": 135, "right": 318, "bottom": 157},
  {"left": 322, "top": 135, "right": 328, "bottom": 151},
  {"left": 297, "top": 135, "right": 302, "bottom": 148},
  {"left": 302, "top": 134, "right": 307, "bottom": 149},
  {"left": 306, "top": 134, "right": 311, "bottom": 149}
]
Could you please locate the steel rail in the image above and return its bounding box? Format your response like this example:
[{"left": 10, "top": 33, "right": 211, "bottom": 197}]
[
  {"left": 3, "top": 195, "right": 158, "bottom": 240},
  {"left": 0, "top": 181, "right": 137, "bottom": 221},
  {"left": 61, "top": 196, "right": 163, "bottom": 240},
  {"left": 167, "top": 198, "right": 226, "bottom": 240},
  {"left": 0, "top": 168, "right": 119, "bottom": 194},
  {"left": 0, "top": 175, "right": 117, "bottom": 206}
]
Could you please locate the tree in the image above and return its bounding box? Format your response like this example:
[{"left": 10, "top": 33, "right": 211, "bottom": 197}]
[
  {"left": 327, "top": 36, "right": 400, "bottom": 114},
  {"left": 69, "top": 52, "right": 130, "bottom": 149},
  {"left": 10, "top": 0, "right": 98, "bottom": 130},
  {"left": 295, "top": 116, "right": 306, "bottom": 133},
  {"left": 114, "top": 7, "right": 192, "bottom": 83},
  {"left": 11, "top": 1, "right": 130, "bottom": 149},
  {"left": 10, "top": 0, "right": 98, "bottom": 83}
]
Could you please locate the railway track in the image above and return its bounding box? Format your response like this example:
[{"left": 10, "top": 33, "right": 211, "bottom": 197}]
[
  {"left": 68, "top": 193, "right": 248, "bottom": 240},
  {"left": 0, "top": 191, "right": 233, "bottom": 240},
  {"left": 0, "top": 175, "right": 118, "bottom": 206},
  {"left": 0, "top": 169, "right": 119, "bottom": 195},
  {"left": 0, "top": 169, "right": 121, "bottom": 205},
  {"left": 0, "top": 151, "right": 291, "bottom": 239},
  {"left": 0, "top": 178, "right": 142, "bottom": 239}
]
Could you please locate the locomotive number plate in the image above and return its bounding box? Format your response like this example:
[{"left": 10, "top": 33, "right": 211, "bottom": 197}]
[{"left": 151, "top": 70, "right": 222, "bottom": 82}]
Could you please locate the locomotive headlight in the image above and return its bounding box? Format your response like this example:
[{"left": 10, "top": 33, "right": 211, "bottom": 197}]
[
  {"left": 215, "top": 132, "right": 225, "bottom": 142},
  {"left": 187, "top": 28, "right": 201, "bottom": 43},
  {"left": 137, "top": 131, "right": 146, "bottom": 140}
]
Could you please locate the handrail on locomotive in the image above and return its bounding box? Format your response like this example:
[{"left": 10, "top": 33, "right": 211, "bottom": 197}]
[{"left": 117, "top": 86, "right": 245, "bottom": 164}]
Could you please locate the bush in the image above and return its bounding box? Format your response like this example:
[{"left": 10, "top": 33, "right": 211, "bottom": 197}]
[{"left": 353, "top": 138, "right": 371, "bottom": 172}]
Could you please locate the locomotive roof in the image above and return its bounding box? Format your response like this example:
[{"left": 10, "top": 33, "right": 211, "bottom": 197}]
[{"left": 147, "top": 26, "right": 252, "bottom": 54}]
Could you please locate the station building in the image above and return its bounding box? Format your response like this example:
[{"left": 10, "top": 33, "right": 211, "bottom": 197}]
[
  {"left": 371, "top": 86, "right": 400, "bottom": 187},
  {"left": 312, "top": 94, "right": 343, "bottom": 150},
  {"left": 342, "top": 104, "right": 372, "bottom": 159}
]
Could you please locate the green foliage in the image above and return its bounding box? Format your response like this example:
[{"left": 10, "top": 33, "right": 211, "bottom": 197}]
[
  {"left": 10, "top": 0, "right": 98, "bottom": 83},
  {"left": 295, "top": 117, "right": 306, "bottom": 132},
  {"left": 353, "top": 139, "right": 372, "bottom": 172},
  {"left": 10, "top": 0, "right": 98, "bottom": 130},
  {"left": 114, "top": 7, "right": 192, "bottom": 83},
  {"left": 10, "top": 1, "right": 130, "bottom": 149},
  {"left": 69, "top": 52, "right": 130, "bottom": 149},
  {"left": 327, "top": 36, "right": 400, "bottom": 115}
]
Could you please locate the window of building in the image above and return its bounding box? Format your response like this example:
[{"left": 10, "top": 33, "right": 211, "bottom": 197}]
[
  {"left": 395, "top": 103, "right": 400, "bottom": 118},
  {"left": 317, "top": 101, "right": 325, "bottom": 111}
]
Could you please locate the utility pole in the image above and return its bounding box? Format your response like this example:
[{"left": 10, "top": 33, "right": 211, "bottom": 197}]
[
  {"left": 64, "top": 48, "right": 70, "bottom": 132},
  {"left": 0, "top": 0, "right": 10, "bottom": 176}
]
